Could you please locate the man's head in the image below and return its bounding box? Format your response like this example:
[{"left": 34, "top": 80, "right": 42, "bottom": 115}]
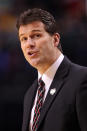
[
  {"left": 17, "top": 8, "right": 57, "bottom": 35},
  {"left": 16, "top": 8, "right": 62, "bottom": 51},
  {"left": 17, "top": 8, "right": 62, "bottom": 74}
]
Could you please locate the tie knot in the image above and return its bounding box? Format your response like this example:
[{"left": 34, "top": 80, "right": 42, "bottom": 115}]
[{"left": 38, "top": 78, "right": 45, "bottom": 87}]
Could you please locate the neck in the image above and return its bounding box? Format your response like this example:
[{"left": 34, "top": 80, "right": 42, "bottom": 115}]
[{"left": 38, "top": 50, "right": 61, "bottom": 75}]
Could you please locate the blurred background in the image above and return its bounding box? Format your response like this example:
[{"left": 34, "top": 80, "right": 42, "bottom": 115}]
[{"left": 0, "top": 0, "right": 87, "bottom": 131}]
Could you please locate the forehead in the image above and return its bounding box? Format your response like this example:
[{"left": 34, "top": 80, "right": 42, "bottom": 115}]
[{"left": 19, "top": 21, "right": 46, "bottom": 36}]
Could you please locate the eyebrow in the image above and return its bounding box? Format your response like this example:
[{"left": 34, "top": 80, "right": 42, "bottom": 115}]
[
  {"left": 32, "top": 29, "right": 42, "bottom": 32},
  {"left": 19, "top": 34, "right": 24, "bottom": 37},
  {"left": 19, "top": 29, "right": 42, "bottom": 37}
]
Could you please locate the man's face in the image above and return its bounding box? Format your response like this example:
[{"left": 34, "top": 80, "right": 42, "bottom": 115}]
[{"left": 19, "top": 21, "right": 60, "bottom": 73}]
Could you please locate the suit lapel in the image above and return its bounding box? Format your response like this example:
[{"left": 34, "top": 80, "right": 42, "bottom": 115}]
[
  {"left": 24, "top": 79, "right": 38, "bottom": 131},
  {"left": 37, "top": 56, "right": 71, "bottom": 130}
]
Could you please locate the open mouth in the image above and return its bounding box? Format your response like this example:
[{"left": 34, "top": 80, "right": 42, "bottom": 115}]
[
  {"left": 28, "top": 51, "right": 38, "bottom": 57},
  {"left": 28, "top": 52, "right": 33, "bottom": 55}
]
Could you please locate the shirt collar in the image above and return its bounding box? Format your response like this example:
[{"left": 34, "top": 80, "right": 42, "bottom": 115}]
[{"left": 38, "top": 53, "right": 64, "bottom": 82}]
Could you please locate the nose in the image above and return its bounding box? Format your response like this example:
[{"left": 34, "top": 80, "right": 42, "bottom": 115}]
[{"left": 26, "top": 38, "right": 35, "bottom": 48}]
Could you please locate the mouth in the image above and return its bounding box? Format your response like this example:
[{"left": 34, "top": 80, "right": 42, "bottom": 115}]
[
  {"left": 28, "top": 51, "right": 39, "bottom": 57},
  {"left": 28, "top": 52, "right": 34, "bottom": 55}
]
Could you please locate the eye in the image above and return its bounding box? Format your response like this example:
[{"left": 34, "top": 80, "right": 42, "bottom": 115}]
[
  {"left": 35, "top": 34, "right": 41, "bottom": 37},
  {"left": 31, "top": 34, "right": 41, "bottom": 39},
  {"left": 21, "top": 37, "right": 27, "bottom": 42}
]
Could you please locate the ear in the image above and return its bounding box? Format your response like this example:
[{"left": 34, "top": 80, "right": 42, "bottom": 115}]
[{"left": 53, "top": 33, "right": 60, "bottom": 47}]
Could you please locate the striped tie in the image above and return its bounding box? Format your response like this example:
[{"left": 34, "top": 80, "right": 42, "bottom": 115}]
[{"left": 32, "top": 78, "right": 45, "bottom": 131}]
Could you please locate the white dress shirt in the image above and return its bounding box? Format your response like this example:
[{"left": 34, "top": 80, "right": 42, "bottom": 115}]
[{"left": 30, "top": 53, "right": 64, "bottom": 130}]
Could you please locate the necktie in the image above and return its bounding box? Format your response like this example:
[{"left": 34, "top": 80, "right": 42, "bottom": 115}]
[{"left": 32, "top": 78, "right": 45, "bottom": 131}]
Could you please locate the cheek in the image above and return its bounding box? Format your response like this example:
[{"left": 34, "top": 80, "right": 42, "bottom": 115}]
[
  {"left": 21, "top": 45, "right": 26, "bottom": 56},
  {"left": 21, "top": 44, "right": 25, "bottom": 51},
  {"left": 38, "top": 39, "right": 50, "bottom": 50}
]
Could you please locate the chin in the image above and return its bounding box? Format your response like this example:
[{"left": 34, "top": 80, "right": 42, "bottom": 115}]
[{"left": 29, "top": 60, "right": 40, "bottom": 68}]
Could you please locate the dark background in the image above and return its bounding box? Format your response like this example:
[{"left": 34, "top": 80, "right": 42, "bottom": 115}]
[{"left": 0, "top": 0, "right": 87, "bottom": 131}]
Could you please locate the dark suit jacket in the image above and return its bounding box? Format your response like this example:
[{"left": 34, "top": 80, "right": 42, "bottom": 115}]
[{"left": 22, "top": 56, "right": 87, "bottom": 131}]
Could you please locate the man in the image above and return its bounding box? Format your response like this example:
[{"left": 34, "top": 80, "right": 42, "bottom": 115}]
[{"left": 16, "top": 8, "right": 87, "bottom": 131}]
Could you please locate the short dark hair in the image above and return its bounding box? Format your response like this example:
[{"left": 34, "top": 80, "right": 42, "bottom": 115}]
[{"left": 16, "top": 8, "right": 62, "bottom": 52}]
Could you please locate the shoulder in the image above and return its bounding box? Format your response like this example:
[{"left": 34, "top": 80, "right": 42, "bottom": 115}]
[
  {"left": 60, "top": 56, "right": 87, "bottom": 85},
  {"left": 70, "top": 60, "right": 87, "bottom": 77},
  {"left": 64, "top": 56, "right": 87, "bottom": 75}
]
